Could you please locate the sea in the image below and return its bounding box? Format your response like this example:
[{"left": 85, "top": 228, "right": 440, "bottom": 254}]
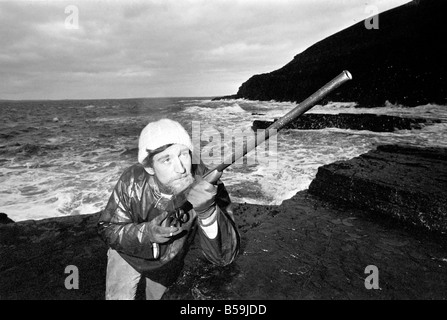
[{"left": 1, "top": 97, "right": 446, "bottom": 222}]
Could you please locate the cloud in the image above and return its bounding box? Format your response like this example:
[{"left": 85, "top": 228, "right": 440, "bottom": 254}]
[{"left": 0, "top": 0, "right": 411, "bottom": 99}]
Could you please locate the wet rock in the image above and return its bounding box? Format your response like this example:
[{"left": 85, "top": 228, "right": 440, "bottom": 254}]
[
  {"left": 166, "top": 192, "right": 447, "bottom": 300},
  {"left": 252, "top": 114, "right": 440, "bottom": 132},
  {"left": 309, "top": 144, "right": 447, "bottom": 233},
  {"left": 0, "top": 213, "right": 107, "bottom": 300},
  {"left": 1, "top": 145, "right": 447, "bottom": 299},
  {"left": 1, "top": 193, "right": 447, "bottom": 300}
]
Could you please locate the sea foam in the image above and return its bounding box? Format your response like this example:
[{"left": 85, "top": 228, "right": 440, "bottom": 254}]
[{"left": 1, "top": 98, "right": 445, "bottom": 221}]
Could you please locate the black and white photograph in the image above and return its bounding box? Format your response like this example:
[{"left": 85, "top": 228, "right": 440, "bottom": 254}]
[{"left": 0, "top": 0, "right": 446, "bottom": 305}]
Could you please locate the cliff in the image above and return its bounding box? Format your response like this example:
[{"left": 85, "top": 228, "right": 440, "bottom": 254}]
[
  {"left": 218, "top": 0, "right": 447, "bottom": 107},
  {"left": 1, "top": 144, "right": 446, "bottom": 300}
]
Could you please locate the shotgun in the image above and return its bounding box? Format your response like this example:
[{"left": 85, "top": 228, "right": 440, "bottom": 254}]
[
  {"left": 166, "top": 70, "right": 352, "bottom": 224},
  {"left": 203, "top": 70, "right": 352, "bottom": 182},
  {"left": 154, "top": 70, "right": 352, "bottom": 258}
]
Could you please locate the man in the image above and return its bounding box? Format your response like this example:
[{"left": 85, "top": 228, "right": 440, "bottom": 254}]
[{"left": 97, "top": 118, "right": 240, "bottom": 300}]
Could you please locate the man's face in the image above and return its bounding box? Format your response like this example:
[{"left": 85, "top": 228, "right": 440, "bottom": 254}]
[{"left": 150, "top": 144, "right": 194, "bottom": 195}]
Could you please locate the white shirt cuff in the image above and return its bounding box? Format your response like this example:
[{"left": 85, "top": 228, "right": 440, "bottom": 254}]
[{"left": 199, "top": 209, "right": 218, "bottom": 239}]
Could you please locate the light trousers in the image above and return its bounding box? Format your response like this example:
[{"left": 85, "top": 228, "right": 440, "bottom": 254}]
[{"left": 105, "top": 248, "right": 167, "bottom": 300}]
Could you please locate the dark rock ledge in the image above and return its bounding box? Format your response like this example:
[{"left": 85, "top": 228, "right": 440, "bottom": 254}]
[
  {"left": 252, "top": 114, "right": 441, "bottom": 132},
  {"left": 309, "top": 144, "right": 447, "bottom": 234},
  {"left": 1, "top": 144, "right": 446, "bottom": 300}
]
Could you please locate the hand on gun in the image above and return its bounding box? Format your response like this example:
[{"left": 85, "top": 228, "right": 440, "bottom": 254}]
[
  {"left": 147, "top": 211, "right": 182, "bottom": 244},
  {"left": 187, "top": 170, "right": 222, "bottom": 220}
]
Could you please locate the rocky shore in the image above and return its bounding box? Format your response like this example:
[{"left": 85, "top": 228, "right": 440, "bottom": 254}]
[
  {"left": 1, "top": 144, "right": 446, "bottom": 300},
  {"left": 252, "top": 114, "right": 441, "bottom": 132},
  {"left": 309, "top": 144, "right": 447, "bottom": 234}
]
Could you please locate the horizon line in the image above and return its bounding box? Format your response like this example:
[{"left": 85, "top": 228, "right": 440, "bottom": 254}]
[{"left": 0, "top": 95, "right": 231, "bottom": 102}]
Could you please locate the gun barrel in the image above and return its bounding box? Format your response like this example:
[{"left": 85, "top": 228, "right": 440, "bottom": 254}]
[{"left": 205, "top": 70, "right": 352, "bottom": 177}]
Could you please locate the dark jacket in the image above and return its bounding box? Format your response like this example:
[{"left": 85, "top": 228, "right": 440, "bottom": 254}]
[{"left": 97, "top": 163, "right": 240, "bottom": 286}]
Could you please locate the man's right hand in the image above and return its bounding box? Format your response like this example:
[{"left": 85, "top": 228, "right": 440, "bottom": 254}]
[{"left": 147, "top": 211, "right": 182, "bottom": 243}]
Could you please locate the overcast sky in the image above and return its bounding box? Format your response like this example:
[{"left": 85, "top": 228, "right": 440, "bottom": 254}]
[{"left": 0, "top": 0, "right": 411, "bottom": 100}]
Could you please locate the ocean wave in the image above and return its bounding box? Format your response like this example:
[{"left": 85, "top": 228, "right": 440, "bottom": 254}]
[
  {"left": 183, "top": 103, "right": 248, "bottom": 115},
  {"left": 2, "top": 97, "right": 447, "bottom": 222},
  {"left": 0, "top": 143, "right": 61, "bottom": 159},
  {"left": 308, "top": 102, "right": 447, "bottom": 120}
]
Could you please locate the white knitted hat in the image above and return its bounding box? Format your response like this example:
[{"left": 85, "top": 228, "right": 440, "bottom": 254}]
[{"left": 138, "top": 119, "right": 193, "bottom": 164}]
